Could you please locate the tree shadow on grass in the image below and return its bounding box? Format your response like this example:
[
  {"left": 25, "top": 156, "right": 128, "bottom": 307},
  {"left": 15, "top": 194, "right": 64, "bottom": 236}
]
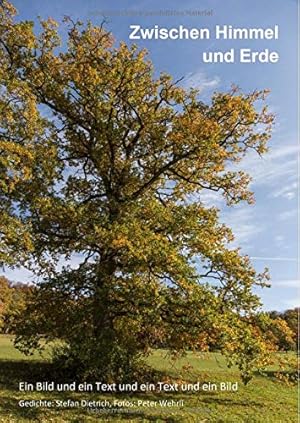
[
  {"left": 0, "top": 360, "right": 52, "bottom": 421},
  {"left": 0, "top": 359, "right": 53, "bottom": 390},
  {"left": 0, "top": 396, "right": 181, "bottom": 423},
  {"left": 254, "top": 369, "right": 298, "bottom": 384},
  {"left": 0, "top": 360, "right": 185, "bottom": 422},
  {"left": 0, "top": 395, "right": 41, "bottom": 421},
  {"left": 2, "top": 361, "right": 270, "bottom": 422}
]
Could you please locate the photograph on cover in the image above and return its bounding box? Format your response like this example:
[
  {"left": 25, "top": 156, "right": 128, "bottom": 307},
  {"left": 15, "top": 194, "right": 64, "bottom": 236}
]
[{"left": 0, "top": 0, "right": 298, "bottom": 421}]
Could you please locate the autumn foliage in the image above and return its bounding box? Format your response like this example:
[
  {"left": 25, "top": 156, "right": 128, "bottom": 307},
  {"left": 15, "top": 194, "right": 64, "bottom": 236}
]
[{"left": 0, "top": 1, "right": 285, "bottom": 383}]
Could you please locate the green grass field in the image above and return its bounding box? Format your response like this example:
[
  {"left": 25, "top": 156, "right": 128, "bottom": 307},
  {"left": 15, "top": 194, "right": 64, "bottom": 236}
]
[{"left": 0, "top": 335, "right": 297, "bottom": 422}]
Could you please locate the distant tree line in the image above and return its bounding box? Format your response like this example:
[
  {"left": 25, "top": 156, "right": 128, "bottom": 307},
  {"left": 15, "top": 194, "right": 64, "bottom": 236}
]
[
  {"left": 0, "top": 276, "right": 33, "bottom": 334},
  {"left": 264, "top": 308, "right": 298, "bottom": 352}
]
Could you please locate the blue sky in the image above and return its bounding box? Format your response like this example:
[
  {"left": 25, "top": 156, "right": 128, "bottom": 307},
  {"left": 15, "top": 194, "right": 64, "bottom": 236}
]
[{"left": 4, "top": 0, "right": 299, "bottom": 311}]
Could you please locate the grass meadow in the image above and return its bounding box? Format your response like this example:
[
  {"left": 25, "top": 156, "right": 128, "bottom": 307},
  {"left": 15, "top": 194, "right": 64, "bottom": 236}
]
[{"left": 0, "top": 335, "right": 297, "bottom": 422}]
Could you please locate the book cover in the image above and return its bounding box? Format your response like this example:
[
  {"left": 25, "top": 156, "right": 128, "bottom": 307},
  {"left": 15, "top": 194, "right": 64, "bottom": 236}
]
[{"left": 0, "top": 0, "right": 298, "bottom": 421}]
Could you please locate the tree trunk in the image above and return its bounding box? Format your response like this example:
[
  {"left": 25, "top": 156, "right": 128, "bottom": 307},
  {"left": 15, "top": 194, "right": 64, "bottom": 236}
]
[{"left": 93, "top": 252, "right": 117, "bottom": 340}]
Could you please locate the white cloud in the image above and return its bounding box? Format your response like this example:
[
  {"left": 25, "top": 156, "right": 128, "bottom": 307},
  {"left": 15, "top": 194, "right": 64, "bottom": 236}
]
[
  {"left": 271, "top": 279, "right": 299, "bottom": 288},
  {"left": 250, "top": 256, "right": 298, "bottom": 262},
  {"left": 182, "top": 70, "right": 220, "bottom": 92},
  {"left": 198, "top": 190, "right": 224, "bottom": 206},
  {"left": 234, "top": 144, "right": 299, "bottom": 190},
  {"left": 221, "top": 206, "right": 262, "bottom": 250},
  {"left": 271, "top": 182, "right": 298, "bottom": 200},
  {"left": 274, "top": 235, "right": 284, "bottom": 242},
  {"left": 278, "top": 209, "right": 297, "bottom": 221},
  {"left": 273, "top": 235, "right": 288, "bottom": 249},
  {"left": 285, "top": 192, "right": 296, "bottom": 200}
]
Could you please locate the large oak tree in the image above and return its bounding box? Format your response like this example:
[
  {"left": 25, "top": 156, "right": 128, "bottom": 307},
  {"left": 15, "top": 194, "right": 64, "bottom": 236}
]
[{"left": 0, "top": 1, "right": 276, "bottom": 382}]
